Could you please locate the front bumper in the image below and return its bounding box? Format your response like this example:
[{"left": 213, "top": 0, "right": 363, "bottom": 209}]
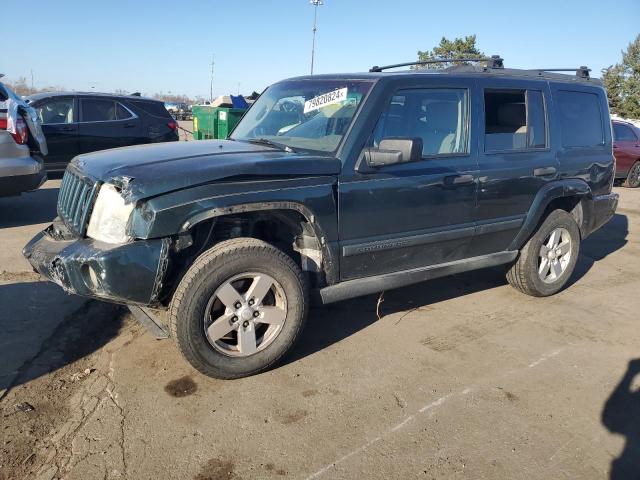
[
  {"left": 585, "top": 192, "right": 619, "bottom": 237},
  {"left": 23, "top": 225, "right": 170, "bottom": 306}
]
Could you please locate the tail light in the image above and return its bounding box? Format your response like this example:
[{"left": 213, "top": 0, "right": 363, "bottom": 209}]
[
  {"left": 0, "top": 117, "right": 29, "bottom": 144},
  {"left": 167, "top": 121, "right": 178, "bottom": 131}
]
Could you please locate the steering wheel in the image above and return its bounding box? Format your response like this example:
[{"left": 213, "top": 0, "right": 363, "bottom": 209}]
[{"left": 279, "top": 100, "right": 299, "bottom": 113}]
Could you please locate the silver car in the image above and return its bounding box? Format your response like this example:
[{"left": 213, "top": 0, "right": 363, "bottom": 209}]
[{"left": 0, "top": 76, "right": 48, "bottom": 197}]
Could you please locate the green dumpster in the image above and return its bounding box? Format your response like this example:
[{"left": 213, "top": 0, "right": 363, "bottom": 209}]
[{"left": 192, "top": 106, "right": 246, "bottom": 140}]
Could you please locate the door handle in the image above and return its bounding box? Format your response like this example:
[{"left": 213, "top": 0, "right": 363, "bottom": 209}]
[
  {"left": 60, "top": 125, "right": 75, "bottom": 132},
  {"left": 123, "top": 123, "right": 135, "bottom": 128},
  {"left": 533, "top": 166, "right": 557, "bottom": 177},
  {"left": 444, "top": 174, "right": 475, "bottom": 186}
]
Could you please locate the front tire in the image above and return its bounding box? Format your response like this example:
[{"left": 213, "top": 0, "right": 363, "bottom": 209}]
[
  {"left": 507, "top": 209, "right": 580, "bottom": 297},
  {"left": 169, "top": 238, "right": 308, "bottom": 379},
  {"left": 622, "top": 161, "right": 640, "bottom": 188}
]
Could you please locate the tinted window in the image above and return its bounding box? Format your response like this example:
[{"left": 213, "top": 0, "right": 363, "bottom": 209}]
[
  {"left": 82, "top": 99, "right": 116, "bottom": 122},
  {"left": 613, "top": 123, "right": 637, "bottom": 142},
  {"left": 38, "top": 98, "right": 74, "bottom": 124},
  {"left": 484, "top": 89, "right": 547, "bottom": 151},
  {"left": 116, "top": 102, "right": 133, "bottom": 120},
  {"left": 374, "top": 88, "right": 469, "bottom": 156},
  {"left": 557, "top": 91, "right": 604, "bottom": 148},
  {"left": 130, "top": 100, "right": 171, "bottom": 118}
]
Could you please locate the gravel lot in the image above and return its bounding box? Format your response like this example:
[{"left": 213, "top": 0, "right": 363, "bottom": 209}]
[{"left": 0, "top": 182, "right": 639, "bottom": 480}]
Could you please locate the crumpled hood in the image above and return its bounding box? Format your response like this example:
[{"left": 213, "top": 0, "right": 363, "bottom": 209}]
[{"left": 71, "top": 140, "right": 341, "bottom": 202}]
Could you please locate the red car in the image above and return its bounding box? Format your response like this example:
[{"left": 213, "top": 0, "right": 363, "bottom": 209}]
[{"left": 613, "top": 119, "right": 640, "bottom": 188}]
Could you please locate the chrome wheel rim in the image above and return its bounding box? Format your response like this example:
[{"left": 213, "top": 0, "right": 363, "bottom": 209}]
[
  {"left": 538, "top": 227, "right": 572, "bottom": 284},
  {"left": 204, "top": 272, "right": 287, "bottom": 357}
]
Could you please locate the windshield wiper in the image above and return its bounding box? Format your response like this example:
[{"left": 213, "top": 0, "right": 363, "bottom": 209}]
[{"left": 246, "top": 138, "right": 296, "bottom": 153}]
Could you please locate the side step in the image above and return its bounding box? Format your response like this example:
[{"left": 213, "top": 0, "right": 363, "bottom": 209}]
[
  {"left": 320, "top": 251, "right": 518, "bottom": 304},
  {"left": 128, "top": 305, "right": 169, "bottom": 339}
]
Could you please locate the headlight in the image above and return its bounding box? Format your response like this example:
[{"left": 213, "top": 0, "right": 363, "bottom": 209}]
[{"left": 87, "top": 184, "right": 135, "bottom": 244}]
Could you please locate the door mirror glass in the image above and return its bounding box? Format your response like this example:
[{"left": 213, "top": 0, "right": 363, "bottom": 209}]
[{"left": 365, "top": 137, "right": 423, "bottom": 167}]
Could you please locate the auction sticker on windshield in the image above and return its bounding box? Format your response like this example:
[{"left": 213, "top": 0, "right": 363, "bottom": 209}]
[{"left": 304, "top": 88, "right": 348, "bottom": 114}]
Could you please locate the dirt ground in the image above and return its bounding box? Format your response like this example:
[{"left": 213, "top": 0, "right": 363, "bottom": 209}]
[{"left": 1, "top": 181, "right": 639, "bottom": 480}]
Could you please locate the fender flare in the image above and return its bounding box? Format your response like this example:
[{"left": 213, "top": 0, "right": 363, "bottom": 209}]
[
  {"left": 509, "top": 179, "right": 591, "bottom": 251},
  {"left": 180, "top": 201, "right": 339, "bottom": 285}
]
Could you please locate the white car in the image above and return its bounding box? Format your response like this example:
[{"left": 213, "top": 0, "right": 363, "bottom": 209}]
[{"left": 0, "top": 77, "right": 48, "bottom": 196}]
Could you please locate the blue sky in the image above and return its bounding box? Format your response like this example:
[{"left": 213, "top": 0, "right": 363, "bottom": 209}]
[{"left": 4, "top": 0, "right": 639, "bottom": 99}]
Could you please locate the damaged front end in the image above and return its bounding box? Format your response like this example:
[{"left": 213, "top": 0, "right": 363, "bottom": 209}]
[{"left": 23, "top": 219, "right": 170, "bottom": 306}]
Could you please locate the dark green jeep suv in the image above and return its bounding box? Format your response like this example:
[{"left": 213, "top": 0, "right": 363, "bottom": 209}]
[{"left": 24, "top": 59, "right": 618, "bottom": 379}]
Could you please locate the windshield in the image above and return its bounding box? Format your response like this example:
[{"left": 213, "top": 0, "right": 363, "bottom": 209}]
[{"left": 231, "top": 79, "right": 373, "bottom": 153}]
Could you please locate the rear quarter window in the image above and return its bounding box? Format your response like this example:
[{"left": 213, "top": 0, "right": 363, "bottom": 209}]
[
  {"left": 557, "top": 90, "right": 604, "bottom": 148},
  {"left": 129, "top": 100, "right": 171, "bottom": 118}
]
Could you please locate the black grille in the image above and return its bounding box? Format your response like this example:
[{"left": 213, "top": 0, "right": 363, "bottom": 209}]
[{"left": 57, "top": 170, "right": 99, "bottom": 236}]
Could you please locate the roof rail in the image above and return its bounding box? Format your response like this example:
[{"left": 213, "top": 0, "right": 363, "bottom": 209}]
[
  {"left": 130, "top": 92, "right": 142, "bottom": 96},
  {"left": 530, "top": 66, "right": 591, "bottom": 79},
  {"left": 369, "top": 55, "right": 504, "bottom": 73}
]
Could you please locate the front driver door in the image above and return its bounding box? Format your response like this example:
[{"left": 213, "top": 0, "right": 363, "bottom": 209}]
[
  {"left": 338, "top": 81, "right": 479, "bottom": 280},
  {"left": 35, "top": 96, "right": 79, "bottom": 170}
]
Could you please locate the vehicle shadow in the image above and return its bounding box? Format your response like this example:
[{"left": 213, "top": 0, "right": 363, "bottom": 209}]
[
  {"left": 0, "top": 186, "right": 60, "bottom": 229},
  {"left": 567, "top": 213, "right": 629, "bottom": 288},
  {"left": 287, "top": 213, "right": 629, "bottom": 366},
  {"left": 0, "top": 281, "right": 125, "bottom": 396},
  {"left": 602, "top": 359, "right": 640, "bottom": 479}
]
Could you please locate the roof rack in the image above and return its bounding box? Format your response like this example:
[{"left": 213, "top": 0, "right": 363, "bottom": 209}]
[
  {"left": 530, "top": 66, "right": 591, "bottom": 79},
  {"left": 369, "top": 55, "right": 504, "bottom": 73}
]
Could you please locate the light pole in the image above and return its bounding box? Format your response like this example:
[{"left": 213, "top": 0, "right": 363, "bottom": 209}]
[{"left": 310, "top": 0, "right": 323, "bottom": 75}]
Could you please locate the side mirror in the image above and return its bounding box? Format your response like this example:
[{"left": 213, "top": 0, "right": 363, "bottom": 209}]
[{"left": 364, "top": 137, "right": 423, "bottom": 168}]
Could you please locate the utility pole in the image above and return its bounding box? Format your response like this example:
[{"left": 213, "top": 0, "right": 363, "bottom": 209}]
[
  {"left": 310, "top": 0, "right": 323, "bottom": 75},
  {"left": 209, "top": 54, "right": 215, "bottom": 104},
  {"left": 30, "top": 70, "right": 34, "bottom": 90}
]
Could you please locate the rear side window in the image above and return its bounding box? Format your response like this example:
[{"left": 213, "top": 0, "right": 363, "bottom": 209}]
[
  {"left": 116, "top": 102, "right": 133, "bottom": 120},
  {"left": 81, "top": 99, "right": 116, "bottom": 122},
  {"left": 484, "top": 89, "right": 547, "bottom": 151},
  {"left": 129, "top": 100, "right": 171, "bottom": 118},
  {"left": 613, "top": 123, "right": 637, "bottom": 142},
  {"left": 557, "top": 91, "right": 604, "bottom": 148}
]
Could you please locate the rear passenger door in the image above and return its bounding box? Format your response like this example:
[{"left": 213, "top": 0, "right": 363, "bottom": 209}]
[
  {"left": 338, "top": 79, "right": 479, "bottom": 280},
  {"left": 78, "top": 98, "right": 140, "bottom": 154},
  {"left": 469, "top": 80, "right": 557, "bottom": 257}
]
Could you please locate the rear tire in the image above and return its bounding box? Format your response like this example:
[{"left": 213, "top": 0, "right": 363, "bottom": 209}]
[
  {"left": 507, "top": 209, "right": 580, "bottom": 297},
  {"left": 622, "top": 161, "right": 640, "bottom": 188},
  {"left": 169, "top": 238, "right": 308, "bottom": 379}
]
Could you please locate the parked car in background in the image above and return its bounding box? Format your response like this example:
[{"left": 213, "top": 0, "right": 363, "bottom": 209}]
[
  {"left": 0, "top": 77, "right": 48, "bottom": 196},
  {"left": 165, "top": 102, "right": 191, "bottom": 121},
  {"left": 612, "top": 119, "right": 640, "bottom": 188},
  {"left": 26, "top": 92, "right": 178, "bottom": 171}
]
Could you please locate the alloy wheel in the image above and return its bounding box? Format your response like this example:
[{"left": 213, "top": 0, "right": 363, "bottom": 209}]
[
  {"left": 203, "top": 272, "right": 287, "bottom": 357},
  {"left": 538, "top": 227, "right": 573, "bottom": 284}
]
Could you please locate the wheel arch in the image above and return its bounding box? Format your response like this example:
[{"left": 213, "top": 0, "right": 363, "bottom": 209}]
[
  {"left": 509, "top": 179, "right": 592, "bottom": 251},
  {"left": 176, "top": 201, "right": 338, "bottom": 287}
]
